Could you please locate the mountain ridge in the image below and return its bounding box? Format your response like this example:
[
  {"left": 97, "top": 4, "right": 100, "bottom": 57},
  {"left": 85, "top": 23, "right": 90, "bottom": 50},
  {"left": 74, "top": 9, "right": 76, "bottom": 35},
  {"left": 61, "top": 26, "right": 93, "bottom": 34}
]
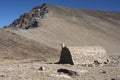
[
  {"left": 9, "top": 3, "right": 120, "bottom": 29},
  {"left": 1, "top": 4, "right": 120, "bottom": 60}
]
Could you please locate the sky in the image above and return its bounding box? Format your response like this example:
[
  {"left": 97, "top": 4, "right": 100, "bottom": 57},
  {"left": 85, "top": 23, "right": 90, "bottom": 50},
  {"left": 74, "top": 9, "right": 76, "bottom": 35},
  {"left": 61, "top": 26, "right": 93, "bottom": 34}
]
[{"left": 0, "top": 0, "right": 120, "bottom": 28}]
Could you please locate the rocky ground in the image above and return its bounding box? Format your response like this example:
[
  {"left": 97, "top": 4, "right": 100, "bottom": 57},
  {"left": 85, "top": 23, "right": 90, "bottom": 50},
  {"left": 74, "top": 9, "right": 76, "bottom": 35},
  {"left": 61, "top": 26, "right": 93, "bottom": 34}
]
[
  {"left": 0, "top": 4, "right": 120, "bottom": 80},
  {"left": 0, "top": 55, "right": 120, "bottom": 80}
]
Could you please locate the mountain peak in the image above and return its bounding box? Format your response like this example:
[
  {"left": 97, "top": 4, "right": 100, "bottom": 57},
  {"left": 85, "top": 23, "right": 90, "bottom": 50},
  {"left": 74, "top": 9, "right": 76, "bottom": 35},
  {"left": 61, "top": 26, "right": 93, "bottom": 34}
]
[
  {"left": 7, "top": 3, "right": 120, "bottom": 31},
  {"left": 32, "top": 3, "right": 48, "bottom": 10},
  {"left": 10, "top": 3, "right": 49, "bottom": 29}
]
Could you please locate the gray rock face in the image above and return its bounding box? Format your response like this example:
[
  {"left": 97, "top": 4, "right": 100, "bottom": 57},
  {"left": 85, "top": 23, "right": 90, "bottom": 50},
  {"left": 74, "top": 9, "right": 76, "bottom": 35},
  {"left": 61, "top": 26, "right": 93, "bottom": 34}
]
[{"left": 11, "top": 3, "right": 48, "bottom": 29}]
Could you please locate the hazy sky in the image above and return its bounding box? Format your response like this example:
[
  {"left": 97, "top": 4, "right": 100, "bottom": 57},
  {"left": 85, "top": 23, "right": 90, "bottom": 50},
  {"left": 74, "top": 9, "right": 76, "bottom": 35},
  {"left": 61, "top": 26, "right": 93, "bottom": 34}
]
[{"left": 0, "top": 0, "right": 120, "bottom": 27}]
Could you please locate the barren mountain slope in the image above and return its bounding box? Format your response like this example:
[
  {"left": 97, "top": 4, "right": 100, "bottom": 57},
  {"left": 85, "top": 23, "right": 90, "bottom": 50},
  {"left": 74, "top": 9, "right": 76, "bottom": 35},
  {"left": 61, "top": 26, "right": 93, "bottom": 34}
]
[
  {"left": 0, "top": 4, "right": 120, "bottom": 60},
  {"left": 11, "top": 4, "right": 120, "bottom": 54},
  {"left": 0, "top": 28, "right": 58, "bottom": 60}
]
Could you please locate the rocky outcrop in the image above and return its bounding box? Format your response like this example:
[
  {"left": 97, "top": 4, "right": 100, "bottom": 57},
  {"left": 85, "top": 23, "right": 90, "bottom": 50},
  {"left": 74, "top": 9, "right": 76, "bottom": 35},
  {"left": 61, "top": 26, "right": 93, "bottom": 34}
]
[{"left": 11, "top": 3, "right": 48, "bottom": 29}]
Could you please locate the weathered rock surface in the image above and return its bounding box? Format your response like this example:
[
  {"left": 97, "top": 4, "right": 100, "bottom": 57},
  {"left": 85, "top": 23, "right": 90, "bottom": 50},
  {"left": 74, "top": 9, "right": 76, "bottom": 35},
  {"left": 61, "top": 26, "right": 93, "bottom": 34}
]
[{"left": 11, "top": 3, "right": 48, "bottom": 29}]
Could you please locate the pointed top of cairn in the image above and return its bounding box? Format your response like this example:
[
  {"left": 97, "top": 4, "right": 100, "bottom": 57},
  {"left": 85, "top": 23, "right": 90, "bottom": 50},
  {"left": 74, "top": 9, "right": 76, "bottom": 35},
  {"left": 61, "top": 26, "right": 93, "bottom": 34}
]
[{"left": 61, "top": 43, "right": 66, "bottom": 48}]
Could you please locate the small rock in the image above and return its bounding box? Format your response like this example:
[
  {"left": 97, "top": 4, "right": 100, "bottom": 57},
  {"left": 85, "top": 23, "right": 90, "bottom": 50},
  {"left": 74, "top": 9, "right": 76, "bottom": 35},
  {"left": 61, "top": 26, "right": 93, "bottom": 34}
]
[
  {"left": 111, "top": 78, "right": 116, "bottom": 80},
  {"left": 0, "top": 75, "right": 4, "bottom": 77},
  {"left": 99, "top": 70, "right": 107, "bottom": 74},
  {"left": 57, "top": 68, "right": 79, "bottom": 76},
  {"left": 79, "top": 70, "right": 89, "bottom": 73},
  {"left": 102, "top": 71, "right": 107, "bottom": 74},
  {"left": 39, "top": 66, "right": 45, "bottom": 71}
]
